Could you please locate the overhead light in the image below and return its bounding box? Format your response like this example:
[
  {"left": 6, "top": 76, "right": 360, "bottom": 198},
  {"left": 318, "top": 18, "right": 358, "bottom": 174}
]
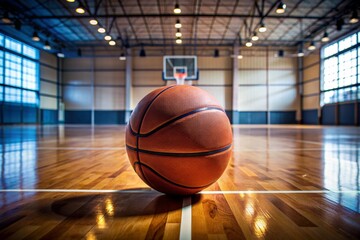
[
  {"left": 66, "top": 0, "right": 75, "bottom": 2},
  {"left": 308, "top": 41, "right": 316, "bottom": 51},
  {"left": 109, "top": 40, "right": 116, "bottom": 46},
  {"left": 175, "top": 29, "right": 182, "bottom": 37},
  {"left": 349, "top": 10, "right": 359, "bottom": 24},
  {"left": 251, "top": 32, "right": 259, "bottom": 41},
  {"left": 321, "top": 31, "right": 329, "bottom": 42},
  {"left": 278, "top": 49, "right": 284, "bottom": 57},
  {"left": 258, "top": 22, "right": 267, "bottom": 33},
  {"left": 245, "top": 40, "right": 252, "bottom": 47},
  {"left": 175, "top": 19, "right": 182, "bottom": 28},
  {"left": 14, "top": 19, "right": 21, "bottom": 30},
  {"left": 32, "top": 31, "right": 40, "bottom": 41},
  {"left": 98, "top": 27, "right": 106, "bottom": 33},
  {"left": 77, "top": 48, "right": 82, "bottom": 56},
  {"left": 174, "top": 3, "right": 181, "bottom": 14},
  {"left": 57, "top": 52, "right": 65, "bottom": 58},
  {"left": 119, "top": 53, "right": 126, "bottom": 61},
  {"left": 214, "top": 49, "right": 219, "bottom": 57},
  {"left": 336, "top": 18, "right": 344, "bottom": 31},
  {"left": 139, "top": 47, "right": 146, "bottom": 57},
  {"left": 237, "top": 54, "right": 243, "bottom": 59},
  {"left": 297, "top": 49, "right": 304, "bottom": 57},
  {"left": 75, "top": 3, "right": 86, "bottom": 14},
  {"left": 176, "top": 37, "right": 182, "bottom": 44},
  {"left": 104, "top": 35, "right": 112, "bottom": 41},
  {"left": 43, "top": 40, "right": 51, "bottom": 50},
  {"left": 2, "top": 12, "right": 11, "bottom": 24},
  {"left": 276, "top": 2, "right": 286, "bottom": 14},
  {"left": 89, "top": 19, "right": 98, "bottom": 25}
]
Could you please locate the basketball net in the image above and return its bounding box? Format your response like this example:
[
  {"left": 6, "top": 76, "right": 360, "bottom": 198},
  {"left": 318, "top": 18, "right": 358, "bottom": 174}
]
[{"left": 175, "top": 73, "right": 187, "bottom": 85}]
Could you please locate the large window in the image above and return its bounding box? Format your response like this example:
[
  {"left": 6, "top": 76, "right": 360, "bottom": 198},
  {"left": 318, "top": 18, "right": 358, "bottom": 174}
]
[
  {"left": 321, "top": 31, "right": 360, "bottom": 105},
  {"left": 0, "top": 33, "right": 39, "bottom": 106}
]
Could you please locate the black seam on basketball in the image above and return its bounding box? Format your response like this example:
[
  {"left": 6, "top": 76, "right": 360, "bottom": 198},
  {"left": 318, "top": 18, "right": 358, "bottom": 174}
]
[
  {"left": 133, "top": 161, "right": 215, "bottom": 189},
  {"left": 136, "top": 85, "right": 176, "bottom": 188},
  {"left": 129, "top": 106, "right": 225, "bottom": 137},
  {"left": 127, "top": 144, "right": 232, "bottom": 157}
]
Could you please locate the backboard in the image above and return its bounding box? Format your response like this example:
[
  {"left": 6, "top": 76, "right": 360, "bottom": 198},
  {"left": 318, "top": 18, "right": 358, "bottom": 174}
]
[{"left": 163, "top": 56, "right": 198, "bottom": 85}]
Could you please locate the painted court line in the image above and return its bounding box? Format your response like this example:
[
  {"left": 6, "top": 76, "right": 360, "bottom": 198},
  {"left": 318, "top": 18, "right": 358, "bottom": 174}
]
[
  {"left": 36, "top": 147, "right": 126, "bottom": 150},
  {"left": 180, "top": 196, "right": 192, "bottom": 240},
  {"left": 0, "top": 189, "right": 359, "bottom": 194}
]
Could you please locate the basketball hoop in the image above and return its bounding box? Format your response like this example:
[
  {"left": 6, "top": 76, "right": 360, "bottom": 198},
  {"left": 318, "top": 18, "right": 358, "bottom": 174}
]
[{"left": 174, "top": 72, "right": 187, "bottom": 85}]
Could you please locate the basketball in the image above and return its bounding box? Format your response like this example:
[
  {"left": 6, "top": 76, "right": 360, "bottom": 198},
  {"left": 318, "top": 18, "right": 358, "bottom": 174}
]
[{"left": 125, "top": 85, "right": 232, "bottom": 195}]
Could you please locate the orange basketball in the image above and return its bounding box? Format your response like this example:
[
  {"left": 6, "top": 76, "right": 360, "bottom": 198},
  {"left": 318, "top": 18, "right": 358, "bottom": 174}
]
[{"left": 125, "top": 85, "right": 232, "bottom": 195}]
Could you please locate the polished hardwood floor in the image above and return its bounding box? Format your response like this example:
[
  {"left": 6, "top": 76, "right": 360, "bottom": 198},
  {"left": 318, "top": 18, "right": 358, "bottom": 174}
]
[{"left": 0, "top": 125, "right": 359, "bottom": 239}]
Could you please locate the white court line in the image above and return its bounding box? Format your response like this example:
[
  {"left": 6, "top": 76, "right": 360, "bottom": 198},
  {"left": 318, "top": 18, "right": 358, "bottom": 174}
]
[
  {"left": 0, "top": 189, "right": 359, "bottom": 194},
  {"left": 180, "top": 196, "right": 192, "bottom": 240}
]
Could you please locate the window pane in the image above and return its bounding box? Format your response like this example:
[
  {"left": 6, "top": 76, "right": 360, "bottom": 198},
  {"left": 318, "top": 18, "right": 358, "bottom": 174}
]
[
  {"left": 321, "top": 30, "right": 360, "bottom": 106},
  {"left": 0, "top": 50, "right": 3, "bottom": 84},
  {"left": 323, "top": 90, "right": 337, "bottom": 104},
  {"left": 324, "top": 43, "right": 338, "bottom": 58},
  {"left": 0, "top": 34, "right": 3, "bottom": 46},
  {"left": 339, "top": 33, "right": 357, "bottom": 51},
  {"left": 4, "top": 53, "right": 22, "bottom": 87},
  {"left": 4, "top": 87, "right": 21, "bottom": 103},
  {"left": 22, "top": 90, "right": 38, "bottom": 105},
  {"left": 0, "top": 87, "right": 3, "bottom": 101},
  {"left": 5, "top": 37, "right": 22, "bottom": 54},
  {"left": 23, "top": 45, "right": 38, "bottom": 59},
  {"left": 22, "top": 59, "right": 38, "bottom": 90}
]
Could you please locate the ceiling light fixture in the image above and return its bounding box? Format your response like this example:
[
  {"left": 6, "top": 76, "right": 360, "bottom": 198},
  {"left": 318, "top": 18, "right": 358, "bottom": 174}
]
[
  {"left": 139, "top": 47, "right": 146, "bottom": 57},
  {"left": 77, "top": 48, "right": 82, "bottom": 57},
  {"left": 237, "top": 54, "right": 243, "bottom": 59},
  {"left": 245, "top": 40, "right": 252, "bottom": 47},
  {"left": 297, "top": 48, "right": 304, "bottom": 57},
  {"left": 174, "top": 3, "right": 181, "bottom": 14},
  {"left": 336, "top": 18, "right": 344, "bottom": 31},
  {"left": 175, "top": 29, "right": 182, "bottom": 37},
  {"left": 75, "top": 3, "right": 86, "bottom": 14},
  {"left": 175, "top": 19, "right": 182, "bottom": 28},
  {"left": 109, "top": 40, "right": 116, "bottom": 46},
  {"left": 43, "top": 40, "right": 51, "bottom": 50},
  {"left": 321, "top": 31, "right": 329, "bottom": 42},
  {"left": 32, "top": 31, "right": 40, "bottom": 41},
  {"left": 14, "top": 19, "right": 21, "bottom": 30},
  {"left": 251, "top": 32, "right": 259, "bottom": 41},
  {"left": 176, "top": 37, "right": 182, "bottom": 44},
  {"left": 258, "top": 22, "right": 267, "bottom": 33},
  {"left": 119, "top": 53, "right": 126, "bottom": 61},
  {"left": 89, "top": 19, "right": 98, "bottom": 25},
  {"left": 98, "top": 27, "right": 106, "bottom": 33},
  {"left": 308, "top": 41, "right": 316, "bottom": 51},
  {"left": 349, "top": 10, "right": 359, "bottom": 24},
  {"left": 2, "top": 12, "right": 11, "bottom": 24},
  {"left": 57, "top": 51, "right": 65, "bottom": 58},
  {"left": 104, "top": 35, "right": 112, "bottom": 41},
  {"left": 214, "top": 49, "right": 219, "bottom": 57},
  {"left": 66, "top": 0, "right": 76, "bottom": 2},
  {"left": 276, "top": 1, "right": 286, "bottom": 14},
  {"left": 278, "top": 49, "right": 284, "bottom": 57}
]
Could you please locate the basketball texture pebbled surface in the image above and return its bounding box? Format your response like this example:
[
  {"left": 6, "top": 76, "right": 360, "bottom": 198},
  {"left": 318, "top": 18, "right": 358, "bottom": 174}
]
[{"left": 125, "top": 85, "right": 232, "bottom": 195}]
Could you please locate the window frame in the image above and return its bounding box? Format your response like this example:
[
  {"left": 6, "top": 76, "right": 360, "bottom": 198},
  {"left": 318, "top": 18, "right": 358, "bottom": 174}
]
[
  {"left": 320, "top": 30, "right": 360, "bottom": 106},
  {"left": 0, "top": 33, "right": 40, "bottom": 107}
]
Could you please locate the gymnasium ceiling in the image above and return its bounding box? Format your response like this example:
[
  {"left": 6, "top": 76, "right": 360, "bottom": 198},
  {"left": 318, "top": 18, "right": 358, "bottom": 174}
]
[{"left": 0, "top": 0, "right": 359, "bottom": 54}]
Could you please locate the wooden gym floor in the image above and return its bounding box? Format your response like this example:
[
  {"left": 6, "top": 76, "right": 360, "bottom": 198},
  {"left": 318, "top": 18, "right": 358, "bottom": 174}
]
[{"left": 0, "top": 125, "right": 359, "bottom": 239}]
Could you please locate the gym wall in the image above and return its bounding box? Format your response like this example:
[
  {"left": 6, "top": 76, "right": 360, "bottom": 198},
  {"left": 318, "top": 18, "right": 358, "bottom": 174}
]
[
  {"left": 235, "top": 47, "right": 298, "bottom": 124},
  {"left": 40, "top": 50, "right": 59, "bottom": 124},
  {"left": 62, "top": 52, "right": 126, "bottom": 124},
  {"left": 60, "top": 47, "right": 299, "bottom": 124},
  {"left": 302, "top": 53, "right": 320, "bottom": 124}
]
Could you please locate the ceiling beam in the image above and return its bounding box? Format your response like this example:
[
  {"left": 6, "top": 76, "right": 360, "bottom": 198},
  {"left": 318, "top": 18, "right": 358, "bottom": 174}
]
[{"left": 27, "top": 13, "right": 331, "bottom": 20}]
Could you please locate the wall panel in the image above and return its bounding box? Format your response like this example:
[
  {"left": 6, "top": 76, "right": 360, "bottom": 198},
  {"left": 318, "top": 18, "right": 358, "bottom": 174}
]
[
  {"left": 238, "top": 86, "right": 267, "bottom": 111},
  {"left": 269, "top": 86, "right": 298, "bottom": 110},
  {"left": 63, "top": 86, "right": 92, "bottom": 109},
  {"left": 95, "top": 87, "right": 125, "bottom": 110}
]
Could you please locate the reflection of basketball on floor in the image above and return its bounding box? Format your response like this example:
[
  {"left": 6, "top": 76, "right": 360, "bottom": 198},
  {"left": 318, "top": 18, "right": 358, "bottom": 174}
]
[{"left": 126, "top": 85, "right": 232, "bottom": 195}]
